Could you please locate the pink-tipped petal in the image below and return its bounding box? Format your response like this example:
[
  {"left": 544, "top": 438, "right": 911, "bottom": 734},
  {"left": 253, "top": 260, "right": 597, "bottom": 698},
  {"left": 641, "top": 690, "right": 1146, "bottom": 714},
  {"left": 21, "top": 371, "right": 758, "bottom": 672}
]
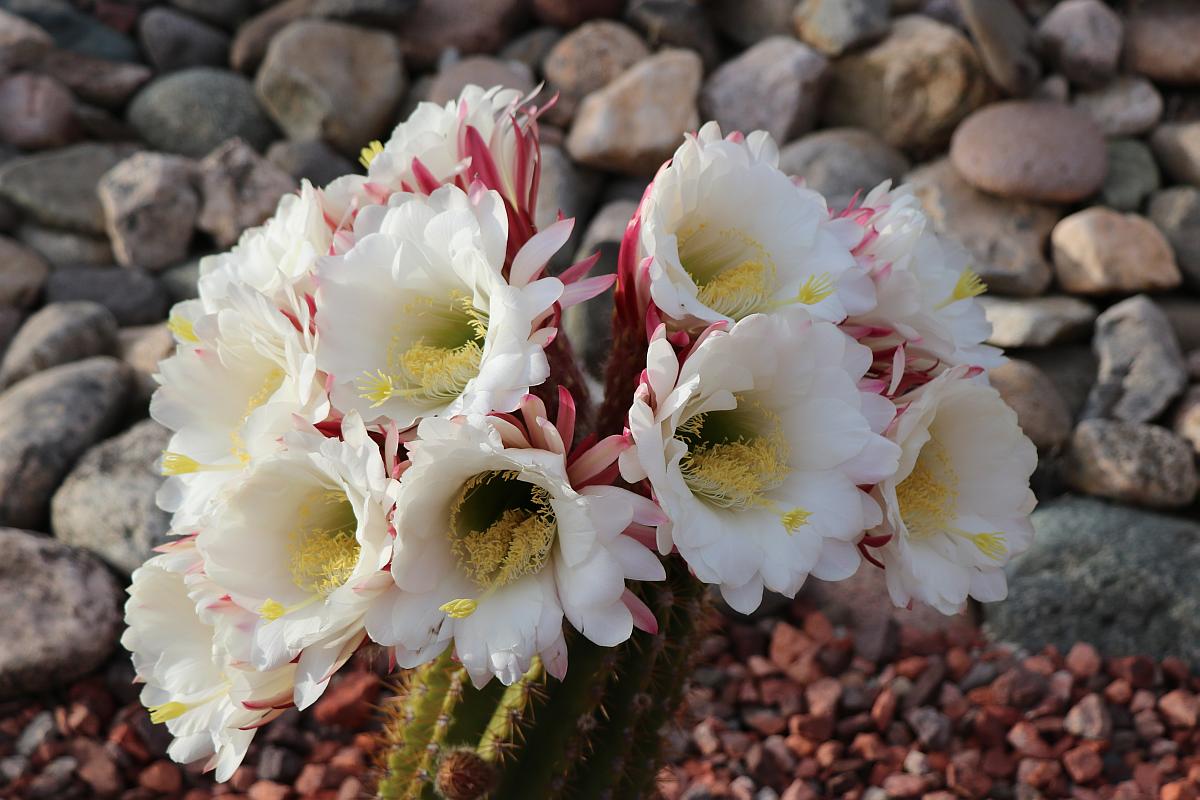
[
  {"left": 511, "top": 217, "right": 574, "bottom": 286},
  {"left": 555, "top": 386, "right": 576, "bottom": 454},
  {"left": 559, "top": 273, "right": 616, "bottom": 309},
  {"left": 566, "top": 433, "right": 629, "bottom": 486},
  {"left": 536, "top": 416, "right": 566, "bottom": 455},
  {"left": 622, "top": 589, "right": 659, "bottom": 635}
]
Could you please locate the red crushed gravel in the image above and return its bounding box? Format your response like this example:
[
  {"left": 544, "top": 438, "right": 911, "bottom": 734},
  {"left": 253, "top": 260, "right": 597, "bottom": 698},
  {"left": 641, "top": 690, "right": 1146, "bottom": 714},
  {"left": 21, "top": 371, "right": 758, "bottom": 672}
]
[{"left": 2, "top": 598, "right": 1199, "bottom": 798}]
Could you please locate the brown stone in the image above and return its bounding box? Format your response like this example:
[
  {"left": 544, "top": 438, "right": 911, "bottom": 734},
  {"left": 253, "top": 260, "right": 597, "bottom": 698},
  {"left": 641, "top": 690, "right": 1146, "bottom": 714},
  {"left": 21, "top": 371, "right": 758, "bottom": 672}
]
[
  {"left": 950, "top": 102, "right": 1106, "bottom": 204},
  {"left": 1125, "top": 1, "right": 1200, "bottom": 85},
  {"left": 1065, "top": 694, "right": 1113, "bottom": 740},
  {"left": 1173, "top": 385, "right": 1200, "bottom": 454},
  {"left": 1065, "top": 642, "right": 1102, "bottom": 679},
  {"left": 906, "top": 158, "right": 1057, "bottom": 296},
  {"left": 0, "top": 9, "right": 51, "bottom": 72},
  {"left": 988, "top": 359, "right": 1072, "bottom": 451},
  {"left": 426, "top": 56, "right": 534, "bottom": 107},
  {"left": 1063, "top": 744, "right": 1104, "bottom": 783},
  {"left": 1159, "top": 689, "right": 1199, "bottom": 729},
  {"left": 139, "top": 760, "right": 182, "bottom": 793},
  {"left": 312, "top": 671, "right": 380, "bottom": 729},
  {"left": 822, "top": 15, "right": 989, "bottom": 154},
  {"left": 1065, "top": 420, "right": 1197, "bottom": 508},
  {"left": 1017, "top": 757, "right": 1062, "bottom": 789},
  {"left": 566, "top": 49, "right": 701, "bottom": 176},
  {"left": 1151, "top": 122, "right": 1200, "bottom": 187},
  {"left": 1036, "top": 0, "right": 1123, "bottom": 88},
  {"left": 196, "top": 138, "right": 297, "bottom": 249},
  {"left": 395, "top": 0, "right": 528, "bottom": 71},
  {"left": 0, "top": 73, "right": 78, "bottom": 151},
  {"left": 542, "top": 20, "right": 649, "bottom": 125},
  {"left": 1051, "top": 208, "right": 1181, "bottom": 295}
]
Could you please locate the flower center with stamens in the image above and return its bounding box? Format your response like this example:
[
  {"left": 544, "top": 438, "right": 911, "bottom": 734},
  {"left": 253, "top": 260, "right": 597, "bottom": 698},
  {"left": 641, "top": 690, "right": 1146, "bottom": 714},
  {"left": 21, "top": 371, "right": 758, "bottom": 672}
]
[
  {"left": 357, "top": 291, "right": 488, "bottom": 407},
  {"left": 896, "top": 439, "right": 1007, "bottom": 559},
  {"left": 677, "top": 401, "right": 791, "bottom": 511},
  {"left": 287, "top": 490, "right": 361, "bottom": 597},
  {"left": 448, "top": 470, "right": 557, "bottom": 592},
  {"left": 677, "top": 223, "right": 776, "bottom": 319}
]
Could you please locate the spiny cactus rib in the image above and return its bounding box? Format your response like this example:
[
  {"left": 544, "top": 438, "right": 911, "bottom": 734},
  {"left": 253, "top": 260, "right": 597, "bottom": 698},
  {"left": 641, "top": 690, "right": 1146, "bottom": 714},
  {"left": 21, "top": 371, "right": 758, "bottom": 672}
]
[
  {"left": 376, "top": 652, "right": 460, "bottom": 800},
  {"left": 478, "top": 658, "right": 545, "bottom": 763},
  {"left": 561, "top": 584, "right": 676, "bottom": 800},
  {"left": 490, "top": 638, "right": 617, "bottom": 799},
  {"left": 444, "top": 679, "right": 507, "bottom": 746},
  {"left": 620, "top": 573, "right": 713, "bottom": 797}
]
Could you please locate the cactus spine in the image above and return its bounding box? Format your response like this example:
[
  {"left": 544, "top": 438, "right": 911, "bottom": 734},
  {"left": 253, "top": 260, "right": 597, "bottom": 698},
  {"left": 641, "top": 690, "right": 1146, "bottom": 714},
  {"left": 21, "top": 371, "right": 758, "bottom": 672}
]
[{"left": 374, "top": 568, "right": 711, "bottom": 800}]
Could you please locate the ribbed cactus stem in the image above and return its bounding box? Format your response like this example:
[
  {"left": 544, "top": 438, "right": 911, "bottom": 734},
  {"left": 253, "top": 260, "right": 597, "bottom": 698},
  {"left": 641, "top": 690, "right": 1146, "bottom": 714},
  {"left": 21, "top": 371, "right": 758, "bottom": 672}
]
[
  {"left": 477, "top": 658, "right": 544, "bottom": 763},
  {"left": 377, "top": 652, "right": 458, "bottom": 800}
]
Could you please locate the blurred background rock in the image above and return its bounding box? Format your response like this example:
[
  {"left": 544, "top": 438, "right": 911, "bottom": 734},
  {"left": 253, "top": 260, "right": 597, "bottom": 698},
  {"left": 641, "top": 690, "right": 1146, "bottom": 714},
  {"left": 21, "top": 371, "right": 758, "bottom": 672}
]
[{"left": 1, "top": 0, "right": 1199, "bottom": 797}]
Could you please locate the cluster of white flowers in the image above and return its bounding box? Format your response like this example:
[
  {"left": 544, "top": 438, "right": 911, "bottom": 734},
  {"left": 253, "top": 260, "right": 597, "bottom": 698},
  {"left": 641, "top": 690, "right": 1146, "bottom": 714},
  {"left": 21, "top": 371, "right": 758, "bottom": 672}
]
[{"left": 124, "top": 89, "right": 1036, "bottom": 780}]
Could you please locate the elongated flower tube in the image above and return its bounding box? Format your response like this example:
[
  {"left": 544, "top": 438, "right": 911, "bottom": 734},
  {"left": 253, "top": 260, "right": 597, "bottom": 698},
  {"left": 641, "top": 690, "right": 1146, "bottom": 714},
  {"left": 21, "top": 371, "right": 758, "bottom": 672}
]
[
  {"left": 621, "top": 313, "right": 900, "bottom": 613},
  {"left": 367, "top": 392, "right": 665, "bottom": 687},
  {"left": 865, "top": 367, "right": 1037, "bottom": 615}
]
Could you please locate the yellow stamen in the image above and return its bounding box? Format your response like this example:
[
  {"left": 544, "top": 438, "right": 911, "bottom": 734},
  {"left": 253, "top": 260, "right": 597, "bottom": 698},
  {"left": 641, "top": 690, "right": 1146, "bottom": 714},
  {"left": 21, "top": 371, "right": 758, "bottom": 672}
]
[
  {"left": 440, "top": 599, "right": 479, "bottom": 619},
  {"left": 359, "top": 140, "right": 384, "bottom": 169},
  {"left": 148, "top": 702, "right": 188, "bottom": 724},
  {"left": 259, "top": 599, "right": 287, "bottom": 621},
  {"left": 358, "top": 292, "right": 488, "bottom": 407},
  {"left": 356, "top": 369, "right": 399, "bottom": 408},
  {"left": 896, "top": 440, "right": 1006, "bottom": 560},
  {"left": 781, "top": 507, "right": 812, "bottom": 534},
  {"left": 288, "top": 492, "right": 360, "bottom": 597},
  {"left": 936, "top": 268, "right": 986, "bottom": 309},
  {"left": 167, "top": 315, "right": 199, "bottom": 344},
  {"left": 678, "top": 407, "right": 790, "bottom": 510},
  {"left": 695, "top": 260, "right": 774, "bottom": 319},
  {"left": 449, "top": 471, "right": 557, "bottom": 591},
  {"left": 972, "top": 532, "right": 1008, "bottom": 560},
  {"left": 160, "top": 451, "right": 241, "bottom": 476},
  {"left": 794, "top": 272, "right": 835, "bottom": 305}
]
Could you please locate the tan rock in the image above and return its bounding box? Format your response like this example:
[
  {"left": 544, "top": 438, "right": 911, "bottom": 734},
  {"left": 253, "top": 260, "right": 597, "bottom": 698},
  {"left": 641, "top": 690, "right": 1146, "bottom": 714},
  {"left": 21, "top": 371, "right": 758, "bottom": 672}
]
[
  {"left": 1125, "top": 1, "right": 1200, "bottom": 85},
  {"left": 1051, "top": 207, "right": 1181, "bottom": 295},
  {"left": 1084, "top": 295, "right": 1186, "bottom": 424},
  {"left": 906, "top": 158, "right": 1057, "bottom": 296},
  {"left": 979, "top": 296, "right": 1096, "bottom": 349},
  {"left": 543, "top": 20, "right": 649, "bottom": 125},
  {"left": 426, "top": 56, "right": 534, "bottom": 107},
  {"left": 822, "top": 15, "right": 989, "bottom": 154},
  {"left": 0, "top": 9, "right": 50, "bottom": 72},
  {"left": 566, "top": 49, "right": 701, "bottom": 177},
  {"left": 1150, "top": 122, "right": 1200, "bottom": 187},
  {"left": 1173, "top": 385, "right": 1200, "bottom": 455},
  {"left": 1064, "top": 419, "right": 1197, "bottom": 508},
  {"left": 950, "top": 102, "right": 1106, "bottom": 204},
  {"left": 989, "top": 359, "right": 1073, "bottom": 451},
  {"left": 196, "top": 138, "right": 297, "bottom": 249}
]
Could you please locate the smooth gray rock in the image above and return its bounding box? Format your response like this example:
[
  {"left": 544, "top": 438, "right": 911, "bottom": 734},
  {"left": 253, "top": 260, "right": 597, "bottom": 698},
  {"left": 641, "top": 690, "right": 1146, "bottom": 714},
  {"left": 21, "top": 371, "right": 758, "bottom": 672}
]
[
  {"left": 1084, "top": 295, "right": 1186, "bottom": 424},
  {"left": 1063, "top": 420, "right": 1197, "bottom": 508},
  {"left": 980, "top": 296, "right": 1096, "bottom": 349},
  {"left": 168, "top": 0, "right": 253, "bottom": 29},
  {"left": 779, "top": 127, "right": 909, "bottom": 211},
  {"left": 0, "top": 235, "right": 48, "bottom": 309},
  {"left": 137, "top": 7, "right": 230, "bottom": 73},
  {"left": 255, "top": 19, "right": 405, "bottom": 156},
  {"left": 624, "top": 0, "right": 720, "bottom": 69},
  {"left": 0, "top": 0, "right": 138, "bottom": 62},
  {"left": 700, "top": 36, "right": 828, "bottom": 145},
  {"left": 266, "top": 139, "right": 355, "bottom": 187},
  {"left": 707, "top": 0, "right": 796, "bottom": 47},
  {"left": 196, "top": 138, "right": 297, "bottom": 249},
  {"left": 51, "top": 419, "right": 172, "bottom": 574},
  {"left": 44, "top": 268, "right": 169, "bottom": 326},
  {"left": 986, "top": 497, "right": 1200, "bottom": 662},
  {"left": 98, "top": 152, "right": 199, "bottom": 272},
  {"left": 1100, "top": 139, "right": 1160, "bottom": 213},
  {"left": 1148, "top": 187, "right": 1200, "bottom": 289},
  {"left": 1036, "top": 0, "right": 1123, "bottom": 88},
  {"left": 0, "top": 301, "right": 117, "bottom": 388},
  {"left": 14, "top": 223, "right": 112, "bottom": 268},
  {"left": 792, "top": 0, "right": 889, "bottom": 57},
  {"left": 0, "top": 357, "right": 131, "bottom": 529},
  {"left": 0, "top": 143, "right": 138, "bottom": 235},
  {"left": 958, "top": 0, "right": 1040, "bottom": 95},
  {"left": 127, "top": 68, "right": 276, "bottom": 158},
  {"left": 0, "top": 527, "right": 121, "bottom": 700}
]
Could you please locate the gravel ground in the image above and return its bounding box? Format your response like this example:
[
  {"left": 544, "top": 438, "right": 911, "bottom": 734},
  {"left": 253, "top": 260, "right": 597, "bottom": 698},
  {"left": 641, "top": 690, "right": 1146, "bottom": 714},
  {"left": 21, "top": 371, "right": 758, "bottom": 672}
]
[{"left": 3, "top": 599, "right": 1199, "bottom": 799}]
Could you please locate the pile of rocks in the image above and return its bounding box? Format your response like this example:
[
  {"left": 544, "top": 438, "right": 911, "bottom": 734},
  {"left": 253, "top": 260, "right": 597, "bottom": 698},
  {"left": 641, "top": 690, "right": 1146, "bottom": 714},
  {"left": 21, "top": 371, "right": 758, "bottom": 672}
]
[
  {"left": 0, "top": 0, "right": 1198, "bottom": 794},
  {"left": 1, "top": 655, "right": 385, "bottom": 799},
  {"left": 661, "top": 601, "right": 1200, "bottom": 800}
]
